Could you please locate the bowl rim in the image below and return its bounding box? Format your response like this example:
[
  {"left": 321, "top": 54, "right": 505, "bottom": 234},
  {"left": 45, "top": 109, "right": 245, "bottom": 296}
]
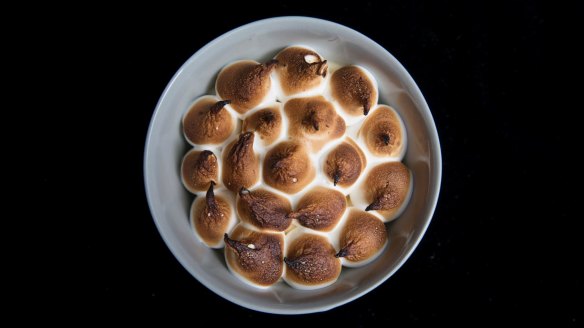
[{"left": 144, "top": 16, "right": 442, "bottom": 314}]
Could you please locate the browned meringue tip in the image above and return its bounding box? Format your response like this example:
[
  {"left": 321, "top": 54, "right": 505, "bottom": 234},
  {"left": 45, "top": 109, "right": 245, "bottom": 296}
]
[
  {"left": 181, "top": 150, "right": 219, "bottom": 193},
  {"left": 361, "top": 105, "right": 405, "bottom": 158},
  {"left": 241, "top": 105, "right": 282, "bottom": 146},
  {"left": 222, "top": 132, "right": 259, "bottom": 192},
  {"left": 182, "top": 97, "right": 235, "bottom": 145},
  {"left": 330, "top": 65, "right": 378, "bottom": 117},
  {"left": 289, "top": 186, "right": 346, "bottom": 231},
  {"left": 364, "top": 162, "right": 411, "bottom": 214},
  {"left": 224, "top": 225, "right": 284, "bottom": 287},
  {"left": 324, "top": 139, "right": 366, "bottom": 188},
  {"left": 216, "top": 60, "right": 277, "bottom": 114},
  {"left": 274, "top": 46, "right": 328, "bottom": 96},
  {"left": 191, "top": 184, "right": 232, "bottom": 247},
  {"left": 284, "top": 233, "right": 341, "bottom": 287},
  {"left": 262, "top": 140, "right": 315, "bottom": 194},
  {"left": 284, "top": 96, "right": 346, "bottom": 151},
  {"left": 236, "top": 188, "right": 292, "bottom": 232},
  {"left": 337, "top": 209, "right": 387, "bottom": 263}
]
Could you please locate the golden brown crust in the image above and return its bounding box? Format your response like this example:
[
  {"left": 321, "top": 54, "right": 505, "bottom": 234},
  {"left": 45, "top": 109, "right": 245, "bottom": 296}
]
[
  {"left": 181, "top": 150, "right": 219, "bottom": 192},
  {"left": 263, "top": 140, "right": 315, "bottom": 194},
  {"left": 222, "top": 132, "right": 259, "bottom": 192},
  {"left": 191, "top": 183, "right": 232, "bottom": 246},
  {"left": 331, "top": 66, "right": 377, "bottom": 116},
  {"left": 182, "top": 98, "right": 234, "bottom": 145},
  {"left": 337, "top": 209, "right": 387, "bottom": 262},
  {"left": 236, "top": 188, "right": 292, "bottom": 231},
  {"left": 288, "top": 187, "right": 346, "bottom": 231},
  {"left": 241, "top": 106, "right": 282, "bottom": 146},
  {"left": 364, "top": 162, "right": 411, "bottom": 216},
  {"left": 216, "top": 60, "right": 278, "bottom": 114},
  {"left": 284, "top": 234, "right": 341, "bottom": 285},
  {"left": 324, "top": 139, "right": 366, "bottom": 188},
  {"left": 361, "top": 106, "right": 404, "bottom": 157},
  {"left": 224, "top": 226, "right": 284, "bottom": 287},
  {"left": 284, "top": 96, "right": 346, "bottom": 151},
  {"left": 275, "top": 46, "right": 328, "bottom": 96}
]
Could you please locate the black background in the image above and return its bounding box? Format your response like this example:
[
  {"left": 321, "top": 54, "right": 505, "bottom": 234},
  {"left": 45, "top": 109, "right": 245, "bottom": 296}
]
[{"left": 28, "top": 0, "right": 577, "bottom": 324}]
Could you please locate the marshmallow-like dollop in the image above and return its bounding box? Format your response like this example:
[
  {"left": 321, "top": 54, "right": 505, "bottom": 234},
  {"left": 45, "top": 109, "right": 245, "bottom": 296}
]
[
  {"left": 335, "top": 208, "right": 388, "bottom": 267},
  {"left": 241, "top": 103, "right": 284, "bottom": 147},
  {"left": 181, "top": 149, "right": 220, "bottom": 193},
  {"left": 274, "top": 46, "right": 328, "bottom": 99},
  {"left": 359, "top": 105, "right": 406, "bottom": 161},
  {"left": 216, "top": 60, "right": 278, "bottom": 115},
  {"left": 329, "top": 65, "right": 378, "bottom": 121},
  {"left": 351, "top": 162, "right": 412, "bottom": 222},
  {"left": 236, "top": 188, "right": 292, "bottom": 232},
  {"left": 182, "top": 96, "right": 236, "bottom": 146},
  {"left": 224, "top": 224, "right": 284, "bottom": 288},
  {"left": 191, "top": 182, "right": 236, "bottom": 248},
  {"left": 263, "top": 140, "right": 315, "bottom": 194},
  {"left": 284, "top": 96, "right": 345, "bottom": 152},
  {"left": 288, "top": 186, "right": 346, "bottom": 232},
  {"left": 323, "top": 138, "right": 366, "bottom": 189},
  {"left": 222, "top": 132, "right": 260, "bottom": 192},
  {"left": 283, "top": 228, "right": 341, "bottom": 289}
]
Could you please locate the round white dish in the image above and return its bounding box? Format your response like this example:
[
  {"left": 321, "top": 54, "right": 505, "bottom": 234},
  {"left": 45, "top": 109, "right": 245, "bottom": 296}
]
[{"left": 144, "top": 16, "right": 441, "bottom": 314}]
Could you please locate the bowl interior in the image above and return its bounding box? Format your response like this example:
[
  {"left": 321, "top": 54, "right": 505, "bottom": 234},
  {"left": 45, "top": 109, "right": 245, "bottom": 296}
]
[{"left": 144, "top": 17, "right": 441, "bottom": 314}]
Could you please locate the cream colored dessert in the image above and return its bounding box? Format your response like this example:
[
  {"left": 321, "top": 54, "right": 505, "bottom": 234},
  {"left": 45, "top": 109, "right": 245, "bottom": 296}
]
[
  {"left": 224, "top": 224, "right": 284, "bottom": 288},
  {"left": 334, "top": 208, "right": 388, "bottom": 267},
  {"left": 283, "top": 227, "right": 341, "bottom": 289},
  {"left": 180, "top": 45, "right": 411, "bottom": 290}
]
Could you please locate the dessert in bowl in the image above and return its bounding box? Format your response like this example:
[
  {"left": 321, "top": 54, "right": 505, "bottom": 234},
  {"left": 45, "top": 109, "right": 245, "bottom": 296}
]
[{"left": 144, "top": 17, "right": 441, "bottom": 314}]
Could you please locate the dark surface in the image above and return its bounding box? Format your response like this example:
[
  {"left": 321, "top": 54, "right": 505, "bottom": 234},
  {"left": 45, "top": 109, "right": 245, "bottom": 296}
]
[{"left": 32, "top": 0, "right": 576, "bottom": 324}]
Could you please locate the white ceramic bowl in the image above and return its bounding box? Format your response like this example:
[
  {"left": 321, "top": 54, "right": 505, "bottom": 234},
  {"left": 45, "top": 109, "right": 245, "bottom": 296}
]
[{"left": 144, "top": 17, "right": 441, "bottom": 314}]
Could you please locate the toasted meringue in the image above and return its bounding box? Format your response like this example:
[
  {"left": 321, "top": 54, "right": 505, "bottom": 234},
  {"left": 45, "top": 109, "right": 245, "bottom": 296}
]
[
  {"left": 274, "top": 46, "right": 328, "bottom": 99},
  {"left": 335, "top": 208, "right": 388, "bottom": 267},
  {"left": 329, "top": 65, "right": 378, "bottom": 125},
  {"left": 190, "top": 182, "right": 236, "bottom": 248},
  {"left": 263, "top": 140, "right": 315, "bottom": 194},
  {"left": 224, "top": 224, "right": 284, "bottom": 288},
  {"left": 222, "top": 132, "right": 260, "bottom": 192},
  {"left": 236, "top": 187, "right": 292, "bottom": 232},
  {"left": 181, "top": 149, "right": 220, "bottom": 193},
  {"left": 351, "top": 162, "right": 412, "bottom": 222},
  {"left": 288, "top": 186, "right": 346, "bottom": 232},
  {"left": 284, "top": 96, "right": 345, "bottom": 152},
  {"left": 283, "top": 228, "right": 341, "bottom": 289},
  {"left": 359, "top": 105, "right": 407, "bottom": 160},
  {"left": 182, "top": 96, "right": 236, "bottom": 146},
  {"left": 241, "top": 103, "right": 284, "bottom": 147},
  {"left": 216, "top": 60, "right": 278, "bottom": 115}
]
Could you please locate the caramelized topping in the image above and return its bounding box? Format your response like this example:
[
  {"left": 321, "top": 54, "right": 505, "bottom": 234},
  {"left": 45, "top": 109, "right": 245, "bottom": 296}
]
[
  {"left": 330, "top": 66, "right": 377, "bottom": 116},
  {"left": 183, "top": 98, "right": 234, "bottom": 145},
  {"left": 216, "top": 60, "right": 278, "bottom": 114},
  {"left": 285, "top": 234, "right": 341, "bottom": 285},
  {"left": 224, "top": 227, "right": 284, "bottom": 286},
  {"left": 360, "top": 105, "right": 404, "bottom": 157},
  {"left": 263, "top": 141, "right": 315, "bottom": 194},
  {"left": 324, "top": 140, "right": 366, "bottom": 188},
  {"left": 336, "top": 209, "right": 387, "bottom": 263},
  {"left": 363, "top": 162, "right": 410, "bottom": 212},
  {"left": 237, "top": 188, "right": 292, "bottom": 231},
  {"left": 181, "top": 150, "right": 219, "bottom": 192},
  {"left": 284, "top": 96, "right": 345, "bottom": 151},
  {"left": 191, "top": 182, "right": 232, "bottom": 247},
  {"left": 241, "top": 106, "right": 282, "bottom": 146},
  {"left": 275, "top": 46, "right": 328, "bottom": 96},
  {"left": 222, "top": 132, "right": 259, "bottom": 192},
  {"left": 288, "top": 187, "right": 346, "bottom": 231}
]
